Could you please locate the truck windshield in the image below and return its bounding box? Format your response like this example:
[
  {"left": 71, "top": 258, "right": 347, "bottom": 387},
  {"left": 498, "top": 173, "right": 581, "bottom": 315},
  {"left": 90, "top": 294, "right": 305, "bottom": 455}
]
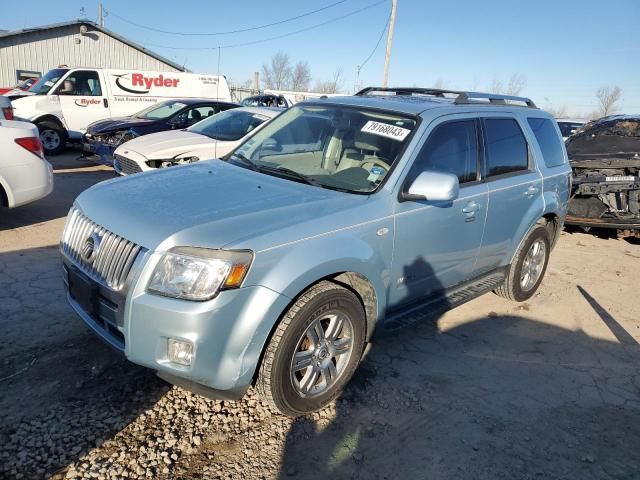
[
  {"left": 136, "top": 101, "right": 188, "bottom": 120},
  {"left": 228, "top": 104, "right": 417, "bottom": 194},
  {"left": 29, "top": 68, "right": 69, "bottom": 95},
  {"left": 189, "top": 109, "right": 270, "bottom": 141}
]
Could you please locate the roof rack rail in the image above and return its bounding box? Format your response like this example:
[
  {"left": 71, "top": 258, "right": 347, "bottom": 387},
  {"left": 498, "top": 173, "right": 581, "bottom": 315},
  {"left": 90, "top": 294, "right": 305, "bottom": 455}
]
[
  {"left": 355, "top": 87, "right": 537, "bottom": 108},
  {"left": 454, "top": 91, "right": 537, "bottom": 108}
]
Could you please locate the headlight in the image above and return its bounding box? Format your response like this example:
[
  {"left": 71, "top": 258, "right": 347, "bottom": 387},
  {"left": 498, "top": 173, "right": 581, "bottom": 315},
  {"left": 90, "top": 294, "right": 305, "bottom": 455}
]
[{"left": 147, "top": 247, "right": 253, "bottom": 301}]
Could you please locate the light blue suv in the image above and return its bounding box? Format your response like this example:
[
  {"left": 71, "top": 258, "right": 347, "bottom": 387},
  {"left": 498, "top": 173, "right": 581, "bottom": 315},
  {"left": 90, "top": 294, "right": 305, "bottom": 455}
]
[{"left": 61, "top": 87, "right": 570, "bottom": 415}]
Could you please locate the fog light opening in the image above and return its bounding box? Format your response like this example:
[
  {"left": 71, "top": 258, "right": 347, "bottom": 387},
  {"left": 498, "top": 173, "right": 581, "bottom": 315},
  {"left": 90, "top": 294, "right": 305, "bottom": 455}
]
[{"left": 167, "top": 338, "right": 194, "bottom": 366}]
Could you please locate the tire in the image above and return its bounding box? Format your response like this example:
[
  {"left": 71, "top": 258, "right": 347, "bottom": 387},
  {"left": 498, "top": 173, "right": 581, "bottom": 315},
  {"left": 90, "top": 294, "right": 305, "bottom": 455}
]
[
  {"left": 37, "top": 121, "right": 67, "bottom": 155},
  {"left": 494, "top": 224, "right": 551, "bottom": 302},
  {"left": 257, "top": 281, "right": 366, "bottom": 416}
]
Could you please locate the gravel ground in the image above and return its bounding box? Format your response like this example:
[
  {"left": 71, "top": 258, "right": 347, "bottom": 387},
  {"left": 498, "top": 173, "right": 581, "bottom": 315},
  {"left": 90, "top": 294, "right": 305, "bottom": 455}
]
[{"left": 1, "top": 152, "right": 639, "bottom": 479}]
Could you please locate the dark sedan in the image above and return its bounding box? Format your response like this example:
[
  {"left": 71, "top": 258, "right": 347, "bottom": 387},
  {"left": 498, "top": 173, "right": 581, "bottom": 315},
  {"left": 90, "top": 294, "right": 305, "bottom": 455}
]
[{"left": 82, "top": 99, "right": 239, "bottom": 165}]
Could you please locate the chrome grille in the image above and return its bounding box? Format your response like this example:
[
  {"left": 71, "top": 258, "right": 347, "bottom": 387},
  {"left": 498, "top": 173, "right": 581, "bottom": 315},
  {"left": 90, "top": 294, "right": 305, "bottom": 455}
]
[
  {"left": 114, "top": 154, "right": 143, "bottom": 175},
  {"left": 61, "top": 207, "right": 141, "bottom": 290}
]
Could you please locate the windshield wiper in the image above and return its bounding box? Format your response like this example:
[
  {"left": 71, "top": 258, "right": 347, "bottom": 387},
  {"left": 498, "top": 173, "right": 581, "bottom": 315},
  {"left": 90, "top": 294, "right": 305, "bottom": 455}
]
[
  {"left": 259, "top": 165, "right": 321, "bottom": 187},
  {"left": 228, "top": 152, "right": 259, "bottom": 171}
]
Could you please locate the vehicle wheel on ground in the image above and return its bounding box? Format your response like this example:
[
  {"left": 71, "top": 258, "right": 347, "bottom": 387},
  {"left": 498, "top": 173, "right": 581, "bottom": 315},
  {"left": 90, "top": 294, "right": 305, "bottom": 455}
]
[
  {"left": 257, "top": 281, "right": 366, "bottom": 416},
  {"left": 494, "top": 224, "right": 551, "bottom": 302},
  {"left": 37, "top": 121, "right": 67, "bottom": 155}
]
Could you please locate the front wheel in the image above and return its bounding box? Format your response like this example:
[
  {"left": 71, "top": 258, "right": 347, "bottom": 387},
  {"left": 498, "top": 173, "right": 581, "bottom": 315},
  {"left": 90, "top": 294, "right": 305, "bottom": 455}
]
[
  {"left": 257, "top": 281, "right": 366, "bottom": 416},
  {"left": 494, "top": 224, "right": 551, "bottom": 302},
  {"left": 37, "top": 121, "right": 67, "bottom": 155}
]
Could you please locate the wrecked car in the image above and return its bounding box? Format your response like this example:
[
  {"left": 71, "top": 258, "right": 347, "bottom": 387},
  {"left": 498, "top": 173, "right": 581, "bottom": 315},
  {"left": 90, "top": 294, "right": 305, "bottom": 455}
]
[
  {"left": 82, "top": 99, "right": 238, "bottom": 165},
  {"left": 566, "top": 115, "right": 640, "bottom": 236}
]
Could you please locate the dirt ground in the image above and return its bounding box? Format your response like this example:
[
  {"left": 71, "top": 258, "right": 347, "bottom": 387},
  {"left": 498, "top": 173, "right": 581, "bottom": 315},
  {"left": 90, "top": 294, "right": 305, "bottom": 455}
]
[{"left": 1, "top": 152, "right": 639, "bottom": 479}]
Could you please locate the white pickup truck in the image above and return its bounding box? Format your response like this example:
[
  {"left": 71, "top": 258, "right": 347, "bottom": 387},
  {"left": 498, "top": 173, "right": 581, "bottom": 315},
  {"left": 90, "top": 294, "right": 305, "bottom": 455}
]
[
  {"left": 0, "top": 97, "right": 53, "bottom": 208},
  {"left": 11, "top": 67, "right": 232, "bottom": 155}
]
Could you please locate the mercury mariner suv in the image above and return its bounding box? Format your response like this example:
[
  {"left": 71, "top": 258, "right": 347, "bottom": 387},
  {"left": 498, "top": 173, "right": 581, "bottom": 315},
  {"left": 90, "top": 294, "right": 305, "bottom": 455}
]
[{"left": 61, "top": 87, "right": 570, "bottom": 416}]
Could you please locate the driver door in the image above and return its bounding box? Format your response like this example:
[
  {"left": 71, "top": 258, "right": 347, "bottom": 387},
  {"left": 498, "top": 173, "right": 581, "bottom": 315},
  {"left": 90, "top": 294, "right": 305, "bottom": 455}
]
[
  {"left": 58, "top": 70, "right": 110, "bottom": 137},
  {"left": 389, "top": 117, "right": 488, "bottom": 309}
]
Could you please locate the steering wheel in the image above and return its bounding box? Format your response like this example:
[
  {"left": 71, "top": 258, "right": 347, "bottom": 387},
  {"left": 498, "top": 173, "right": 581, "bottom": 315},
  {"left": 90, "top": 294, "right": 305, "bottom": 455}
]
[{"left": 361, "top": 159, "right": 389, "bottom": 175}]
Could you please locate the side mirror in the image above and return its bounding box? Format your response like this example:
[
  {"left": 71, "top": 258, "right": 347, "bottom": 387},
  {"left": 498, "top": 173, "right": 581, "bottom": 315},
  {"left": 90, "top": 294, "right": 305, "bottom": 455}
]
[
  {"left": 170, "top": 115, "right": 187, "bottom": 129},
  {"left": 402, "top": 171, "right": 459, "bottom": 202}
]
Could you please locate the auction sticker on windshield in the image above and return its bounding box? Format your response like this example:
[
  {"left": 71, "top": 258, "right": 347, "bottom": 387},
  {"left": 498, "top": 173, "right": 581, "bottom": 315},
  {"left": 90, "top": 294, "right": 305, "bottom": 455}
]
[{"left": 361, "top": 121, "right": 410, "bottom": 141}]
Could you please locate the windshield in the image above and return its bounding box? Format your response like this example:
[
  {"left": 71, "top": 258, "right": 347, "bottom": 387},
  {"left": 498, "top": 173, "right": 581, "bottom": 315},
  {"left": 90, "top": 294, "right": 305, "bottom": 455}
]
[
  {"left": 558, "top": 122, "right": 583, "bottom": 138},
  {"left": 229, "top": 104, "right": 417, "bottom": 193},
  {"left": 189, "top": 109, "right": 270, "bottom": 141},
  {"left": 136, "top": 101, "right": 188, "bottom": 119},
  {"left": 29, "top": 68, "right": 69, "bottom": 94}
]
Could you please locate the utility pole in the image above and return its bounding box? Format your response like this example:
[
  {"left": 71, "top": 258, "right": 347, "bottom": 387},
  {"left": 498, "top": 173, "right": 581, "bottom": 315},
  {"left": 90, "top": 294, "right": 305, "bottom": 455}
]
[
  {"left": 382, "top": 0, "right": 397, "bottom": 88},
  {"left": 97, "top": 2, "right": 104, "bottom": 27}
]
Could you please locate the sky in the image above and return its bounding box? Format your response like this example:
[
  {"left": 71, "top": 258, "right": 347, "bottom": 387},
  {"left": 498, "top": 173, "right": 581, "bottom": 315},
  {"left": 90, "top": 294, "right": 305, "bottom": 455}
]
[{"left": 2, "top": 0, "right": 639, "bottom": 116}]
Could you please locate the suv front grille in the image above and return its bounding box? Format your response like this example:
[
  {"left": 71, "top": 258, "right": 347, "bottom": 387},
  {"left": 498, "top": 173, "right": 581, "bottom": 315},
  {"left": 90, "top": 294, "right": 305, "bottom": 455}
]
[
  {"left": 114, "top": 154, "right": 143, "bottom": 175},
  {"left": 61, "top": 206, "right": 141, "bottom": 290}
]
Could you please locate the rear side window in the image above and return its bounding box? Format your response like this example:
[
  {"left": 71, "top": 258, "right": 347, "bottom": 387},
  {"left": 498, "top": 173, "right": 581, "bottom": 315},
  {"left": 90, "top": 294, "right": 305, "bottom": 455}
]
[
  {"left": 411, "top": 120, "right": 478, "bottom": 184},
  {"left": 484, "top": 118, "right": 528, "bottom": 177},
  {"left": 528, "top": 117, "right": 566, "bottom": 167}
]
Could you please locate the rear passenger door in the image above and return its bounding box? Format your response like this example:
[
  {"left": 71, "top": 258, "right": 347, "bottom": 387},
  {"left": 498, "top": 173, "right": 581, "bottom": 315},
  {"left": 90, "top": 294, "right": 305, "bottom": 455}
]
[{"left": 475, "top": 116, "right": 543, "bottom": 274}]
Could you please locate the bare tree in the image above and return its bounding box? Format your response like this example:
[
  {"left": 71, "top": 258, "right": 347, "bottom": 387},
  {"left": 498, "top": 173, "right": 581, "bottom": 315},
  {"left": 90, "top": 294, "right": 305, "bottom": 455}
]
[
  {"left": 291, "top": 61, "right": 311, "bottom": 92},
  {"left": 314, "top": 68, "right": 344, "bottom": 94},
  {"left": 433, "top": 78, "right": 447, "bottom": 90},
  {"left": 489, "top": 76, "right": 504, "bottom": 94},
  {"left": 261, "top": 52, "right": 292, "bottom": 90},
  {"left": 596, "top": 86, "right": 622, "bottom": 118},
  {"left": 489, "top": 73, "right": 526, "bottom": 96},
  {"left": 505, "top": 73, "right": 526, "bottom": 96},
  {"left": 547, "top": 105, "right": 569, "bottom": 118}
]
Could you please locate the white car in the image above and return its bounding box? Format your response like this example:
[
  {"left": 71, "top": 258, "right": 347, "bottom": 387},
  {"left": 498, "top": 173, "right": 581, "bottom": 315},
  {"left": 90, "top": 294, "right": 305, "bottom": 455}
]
[
  {"left": 556, "top": 118, "right": 587, "bottom": 141},
  {"left": 0, "top": 118, "right": 54, "bottom": 208},
  {"left": 112, "top": 107, "right": 279, "bottom": 175}
]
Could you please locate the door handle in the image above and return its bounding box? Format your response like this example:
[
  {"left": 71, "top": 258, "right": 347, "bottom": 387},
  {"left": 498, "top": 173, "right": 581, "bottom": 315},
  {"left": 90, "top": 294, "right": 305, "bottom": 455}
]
[
  {"left": 462, "top": 201, "right": 481, "bottom": 214},
  {"left": 103, "top": 98, "right": 109, "bottom": 108},
  {"left": 524, "top": 186, "right": 540, "bottom": 197}
]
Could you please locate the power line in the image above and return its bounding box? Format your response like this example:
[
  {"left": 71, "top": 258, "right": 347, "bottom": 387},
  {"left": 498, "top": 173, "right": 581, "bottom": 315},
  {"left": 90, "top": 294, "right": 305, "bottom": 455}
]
[
  {"left": 106, "top": 0, "right": 347, "bottom": 37},
  {"left": 136, "top": 0, "right": 387, "bottom": 50},
  {"left": 358, "top": 10, "right": 390, "bottom": 70}
]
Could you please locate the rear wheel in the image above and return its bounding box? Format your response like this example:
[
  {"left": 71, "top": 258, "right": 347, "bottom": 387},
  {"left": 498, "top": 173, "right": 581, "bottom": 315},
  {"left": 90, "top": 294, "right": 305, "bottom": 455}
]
[
  {"left": 494, "top": 224, "right": 550, "bottom": 302},
  {"left": 37, "top": 121, "right": 67, "bottom": 155},
  {"left": 257, "top": 281, "right": 366, "bottom": 416}
]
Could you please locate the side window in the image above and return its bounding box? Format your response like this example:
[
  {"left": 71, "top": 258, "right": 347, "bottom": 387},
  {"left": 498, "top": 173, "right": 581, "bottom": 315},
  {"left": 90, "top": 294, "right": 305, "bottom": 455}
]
[
  {"left": 528, "top": 117, "right": 566, "bottom": 168},
  {"left": 484, "top": 118, "right": 528, "bottom": 177},
  {"left": 410, "top": 120, "right": 478, "bottom": 184},
  {"left": 57, "top": 70, "right": 102, "bottom": 96},
  {"left": 185, "top": 106, "right": 216, "bottom": 125}
]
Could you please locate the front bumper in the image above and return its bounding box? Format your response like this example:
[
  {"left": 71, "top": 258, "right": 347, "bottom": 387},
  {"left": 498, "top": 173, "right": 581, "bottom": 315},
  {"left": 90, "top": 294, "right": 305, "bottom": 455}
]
[
  {"left": 81, "top": 138, "right": 117, "bottom": 166},
  {"left": 62, "top": 250, "right": 290, "bottom": 394}
]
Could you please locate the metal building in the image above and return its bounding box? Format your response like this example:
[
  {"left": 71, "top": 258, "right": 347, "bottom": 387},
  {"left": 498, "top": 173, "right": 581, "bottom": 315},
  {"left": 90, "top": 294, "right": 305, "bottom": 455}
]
[{"left": 0, "top": 20, "right": 186, "bottom": 87}]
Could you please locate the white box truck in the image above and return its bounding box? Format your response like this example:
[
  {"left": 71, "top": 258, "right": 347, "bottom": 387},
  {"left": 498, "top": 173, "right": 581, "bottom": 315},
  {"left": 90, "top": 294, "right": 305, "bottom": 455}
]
[{"left": 11, "top": 67, "right": 232, "bottom": 154}]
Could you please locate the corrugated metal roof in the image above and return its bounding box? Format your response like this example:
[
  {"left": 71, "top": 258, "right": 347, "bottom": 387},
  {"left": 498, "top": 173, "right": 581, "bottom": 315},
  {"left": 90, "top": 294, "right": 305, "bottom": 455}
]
[{"left": 0, "top": 20, "right": 187, "bottom": 72}]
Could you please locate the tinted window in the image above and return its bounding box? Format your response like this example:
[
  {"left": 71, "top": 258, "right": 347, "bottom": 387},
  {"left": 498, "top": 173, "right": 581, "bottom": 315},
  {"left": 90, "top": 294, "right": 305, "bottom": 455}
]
[
  {"left": 484, "top": 118, "right": 528, "bottom": 177},
  {"left": 557, "top": 121, "right": 583, "bottom": 138},
  {"left": 411, "top": 120, "right": 478, "bottom": 183},
  {"left": 528, "top": 118, "right": 566, "bottom": 168}
]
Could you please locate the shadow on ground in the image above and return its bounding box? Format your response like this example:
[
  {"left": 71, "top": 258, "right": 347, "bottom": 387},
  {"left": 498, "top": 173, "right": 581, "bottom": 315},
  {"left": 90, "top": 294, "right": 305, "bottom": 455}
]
[{"left": 278, "top": 286, "right": 640, "bottom": 479}]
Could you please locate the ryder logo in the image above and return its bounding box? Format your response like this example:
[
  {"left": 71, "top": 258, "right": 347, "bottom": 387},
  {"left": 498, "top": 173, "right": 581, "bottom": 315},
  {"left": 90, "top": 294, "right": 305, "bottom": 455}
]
[
  {"left": 74, "top": 98, "right": 102, "bottom": 107},
  {"left": 113, "top": 73, "right": 180, "bottom": 94}
]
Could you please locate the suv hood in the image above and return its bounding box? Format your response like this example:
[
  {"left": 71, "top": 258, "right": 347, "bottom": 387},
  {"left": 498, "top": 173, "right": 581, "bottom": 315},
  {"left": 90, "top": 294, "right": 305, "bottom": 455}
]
[
  {"left": 87, "top": 116, "right": 156, "bottom": 134},
  {"left": 120, "top": 130, "right": 225, "bottom": 159},
  {"left": 76, "top": 160, "right": 371, "bottom": 251}
]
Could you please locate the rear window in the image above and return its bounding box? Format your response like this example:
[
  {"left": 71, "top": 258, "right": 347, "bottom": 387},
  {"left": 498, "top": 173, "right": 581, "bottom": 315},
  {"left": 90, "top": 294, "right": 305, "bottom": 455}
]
[
  {"left": 484, "top": 118, "right": 529, "bottom": 177},
  {"left": 528, "top": 118, "right": 566, "bottom": 168}
]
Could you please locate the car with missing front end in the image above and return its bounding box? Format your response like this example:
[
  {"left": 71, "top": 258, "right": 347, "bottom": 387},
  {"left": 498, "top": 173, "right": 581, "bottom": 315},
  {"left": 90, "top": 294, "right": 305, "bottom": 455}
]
[
  {"left": 565, "top": 115, "right": 640, "bottom": 237},
  {"left": 82, "top": 99, "right": 239, "bottom": 166},
  {"left": 61, "top": 87, "right": 570, "bottom": 416}
]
